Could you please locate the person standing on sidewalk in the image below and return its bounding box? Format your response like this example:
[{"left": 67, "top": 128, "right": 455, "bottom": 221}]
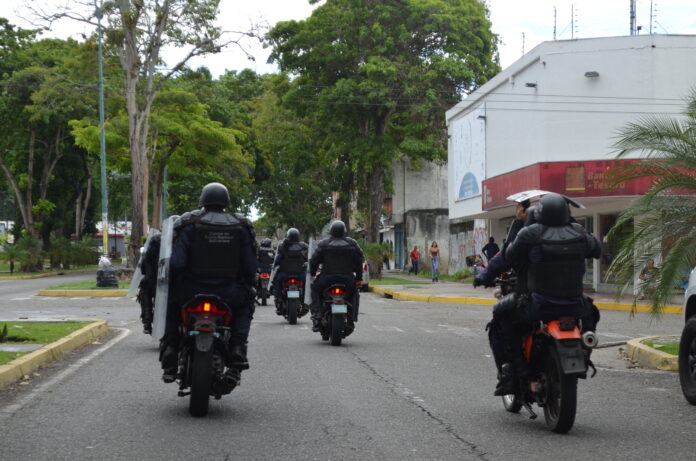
[
  {"left": 429, "top": 241, "right": 440, "bottom": 282},
  {"left": 410, "top": 246, "right": 420, "bottom": 275}
]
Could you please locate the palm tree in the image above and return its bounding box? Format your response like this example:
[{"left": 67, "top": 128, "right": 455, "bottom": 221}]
[
  {"left": 608, "top": 92, "right": 696, "bottom": 315},
  {"left": 0, "top": 244, "right": 21, "bottom": 274}
]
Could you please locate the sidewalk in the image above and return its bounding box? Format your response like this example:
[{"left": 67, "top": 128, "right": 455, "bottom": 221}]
[{"left": 369, "top": 271, "right": 683, "bottom": 314}]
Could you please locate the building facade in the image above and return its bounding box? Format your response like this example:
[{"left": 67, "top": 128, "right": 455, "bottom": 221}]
[{"left": 446, "top": 35, "right": 696, "bottom": 290}]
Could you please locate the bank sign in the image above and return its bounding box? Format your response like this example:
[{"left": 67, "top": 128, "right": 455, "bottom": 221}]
[{"left": 481, "top": 160, "right": 655, "bottom": 210}]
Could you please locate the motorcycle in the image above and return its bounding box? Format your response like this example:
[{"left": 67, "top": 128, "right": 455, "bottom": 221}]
[
  {"left": 501, "top": 315, "right": 598, "bottom": 433},
  {"left": 277, "top": 276, "right": 308, "bottom": 325},
  {"left": 174, "top": 294, "right": 236, "bottom": 417},
  {"left": 317, "top": 283, "right": 358, "bottom": 346},
  {"left": 256, "top": 269, "right": 271, "bottom": 306}
]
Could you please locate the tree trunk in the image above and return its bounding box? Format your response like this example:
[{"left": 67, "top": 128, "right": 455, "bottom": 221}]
[
  {"left": 366, "top": 164, "right": 384, "bottom": 244},
  {"left": 336, "top": 152, "right": 353, "bottom": 232},
  {"left": 151, "top": 160, "right": 165, "bottom": 230}
]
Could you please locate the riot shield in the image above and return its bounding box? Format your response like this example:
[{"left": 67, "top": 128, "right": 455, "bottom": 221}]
[
  {"left": 304, "top": 237, "right": 317, "bottom": 306},
  {"left": 127, "top": 228, "right": 160, "bottom": 298},
  {"left": 152, "top": 216, "right": 177, "bottom": 341}
]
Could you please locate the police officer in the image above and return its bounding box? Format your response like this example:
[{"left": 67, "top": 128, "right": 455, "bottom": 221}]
[
  {"left": 257, "top": 238, "right": 275, "bottom": 273},
  {"left": 136, "top": 232, "right": 161, "bottom": 335},
  {"left": 309, "top": 220, "right": 365, "bottom": 332},
  {"left": 160, "top": 182, "right": 258, "bottom": 388},
  {"left": 272, "top": 228, "right": 308, "bottom": 313},
  {"left": 491, "top": 193, "right": 601, "bottom": 395}
]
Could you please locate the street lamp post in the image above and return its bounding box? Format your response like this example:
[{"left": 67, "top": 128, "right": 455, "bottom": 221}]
[{"left": 95, "top": 0, "right": 109, "bottom": 257}]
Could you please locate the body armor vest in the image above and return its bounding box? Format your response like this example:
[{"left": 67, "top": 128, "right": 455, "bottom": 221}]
[
  {"left": 187, "top": 211, "right": 243, "bottom": 280},
  {"left": 320, "top": 238, "right": 355, "bottom": 274},
  {"left": 527, "top": 224, "right": 588, "bottom": 297},
  {"left": 279, "top": 242, "right": 307, "bottom": 274},
  {"left": 258, "top": 247, "right": 275, "bottom": 268}
]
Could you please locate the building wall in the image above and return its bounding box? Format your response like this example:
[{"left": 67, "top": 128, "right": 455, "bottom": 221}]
[
  {"left": 446, "top": 35, "right": 696, "bottom": 220},
  {"left": 404, "top": 209, "right": 450, "bottom": 273}
]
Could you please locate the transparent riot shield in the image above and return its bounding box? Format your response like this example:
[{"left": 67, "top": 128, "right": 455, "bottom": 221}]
[
  {"left": 127, "top": 228, "right": 160, "bottom": 298},
  {"left": 304, "top": 237, "right": 317, "bottom": 306},
  {"left": 152, "top": 216, "right": 177, "bottom": 341}
]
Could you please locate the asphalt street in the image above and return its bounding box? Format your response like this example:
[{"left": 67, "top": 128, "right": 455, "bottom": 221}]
[{"left": 0, "top": 275, "right": 693, "bottom": 460}]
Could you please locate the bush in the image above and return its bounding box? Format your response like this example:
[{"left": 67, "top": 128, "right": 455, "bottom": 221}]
[{"left": 16, "top": 235, "right": 44, "bottom": 272}]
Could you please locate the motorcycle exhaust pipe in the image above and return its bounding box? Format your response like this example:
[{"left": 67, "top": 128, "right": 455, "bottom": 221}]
[{"left": 581, "top": 331, "right": 598, "bottom": 349}]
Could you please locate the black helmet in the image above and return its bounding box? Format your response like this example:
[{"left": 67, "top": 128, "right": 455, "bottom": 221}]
[
  {"left": 198, "top": 182, "right": 230, "bottom": 209},
  {"left": 286, "top": 228, "right": 300, "bottom": 242},
  {"left": 524, "top": 205, "right": 539, "bottom": 226},
  {"left": 260, "top": 238, "right": 272, "bottom": 247},
  {"left": 330, "top": 220, "right": 346, "bottom": 238},
  {"left": 537, "top": 193, "right": 570, "bottom": 226}
]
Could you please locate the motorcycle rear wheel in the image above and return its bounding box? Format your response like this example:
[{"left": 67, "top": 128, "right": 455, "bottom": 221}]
[
  {"left": 543, "top": 349, "right": 578, "bottom": 433},
  {"left": 189, "top": 347, "right": 213, "bottom": 417},
  {"left": 678, "top": 317, "right": 696, "bottom": 405},
  {"left": 261, "top": 292, "right": 267, "bottom": 306},
  {"left": 287, "top": 299, "right": 298, "bottom": 325},
  {"left": 330, "top": 314, "right": 344, "bottom": 346}
]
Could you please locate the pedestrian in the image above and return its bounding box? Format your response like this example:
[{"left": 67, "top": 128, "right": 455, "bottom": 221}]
[
  {"left": 429, "top": 241, "right": 440, "bottom": 282},
  {"left": 481, "top": 236, "right": 500, "bottom": 262},
  {"left": 638, "top": 258, "right": 658, "bottom": 300},
  {"left": 410, "top": 246, "right": 420, "bottom": 275}
]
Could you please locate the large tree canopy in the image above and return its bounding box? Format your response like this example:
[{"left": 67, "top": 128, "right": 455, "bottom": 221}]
[{"left": 268, "top": 0, "right": 499, "bottom": 242}]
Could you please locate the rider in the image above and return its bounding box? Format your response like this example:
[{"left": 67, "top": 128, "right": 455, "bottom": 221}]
[
  {"left": 272, "top": 228, "right": 309, "bottom": 314},
  {"left": 473, "top": 198, "right": 531, "bottom": 288},
  {"left": 257, "top": 238, "right": 275, "bottom": 273},
  {"left": 136, "top": 232, "right": 161, "bottom": 335},
  {"left": 160, "top": 182, "right": 258, "bottom": 388},
  {"left": 492, "top": 193, "right": 601, "bottom": 395},
  {"left": 309, "top": 220, "right": 365, "bottom": 332}
]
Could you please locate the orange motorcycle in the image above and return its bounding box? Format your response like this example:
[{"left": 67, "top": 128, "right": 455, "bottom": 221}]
[{"left": 501, "top": 316, "right": 598, "bottom": 433}]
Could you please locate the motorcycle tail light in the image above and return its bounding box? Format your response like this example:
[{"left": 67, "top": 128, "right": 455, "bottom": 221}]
[
  {"left": 187, "top": 302, "right": 226, "bottom": 315},
  {"left": 260, "top": 272, "right": 270, "bottom": 279},
  {"left": 331, "top": 287, "right": 346, "bottom": 295}
]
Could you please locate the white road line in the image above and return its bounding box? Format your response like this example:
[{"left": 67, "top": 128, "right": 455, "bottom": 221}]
[
  {"left": 372, "top": 325, "right": 404, "bottom": 332},
  {"left": 0, "top": 327, "right": 131, "bottom": 420},
  {"left": 418, "top": 327, "right": 435, "bottom": 333},
  {"left": 438, "top": 324, "right": 478, "bottom": 338},
  {"left": 284, "top": 324, "right": 309, "bottom": 330},
  {"left": 600, "top": 332, "right": 632, "bottom": 339},
  {"left": 10, "top": 297, "right": 33, "bottom": 301}
]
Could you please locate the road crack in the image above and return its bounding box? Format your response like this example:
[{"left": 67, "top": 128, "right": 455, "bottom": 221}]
[{"left": 347, "top": 348, "right": 490, "bottom": 461}]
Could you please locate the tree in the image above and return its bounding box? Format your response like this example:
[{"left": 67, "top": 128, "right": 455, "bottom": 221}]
[
  {"left": 268, "top": 0, "right": 499, "bottom": 242},
  {"left": 34, "top": 0, "right": 251, "bottom": 265},
  {"left": 608, "top": 91, "right": 696, "bottom": 315}
]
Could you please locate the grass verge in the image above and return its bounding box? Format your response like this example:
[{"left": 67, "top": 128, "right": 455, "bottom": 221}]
[
  {"left": 44, "top": 280, "right": 130, "bottom": 290},
  {"left": 643, "top": 340, "right": 679, "bottom": 356},
  {"left": 0, "top": 265, "right": 98, "bottom": 278},
  {"left": 0, "top": 351, "right": 29, "bottom": 366},
  {"left": 0, "top": 321, "right": 90, "bottom": 343}
]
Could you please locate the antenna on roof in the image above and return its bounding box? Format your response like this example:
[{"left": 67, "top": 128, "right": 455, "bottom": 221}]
[{"left": 522, "top": 32, "right": 525, "bottom": 56}]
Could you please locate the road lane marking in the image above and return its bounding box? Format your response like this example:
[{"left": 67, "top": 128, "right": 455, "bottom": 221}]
[
  {"left": 11, "top": 297, "right": 33, "bottom": 301},
  {"left": 438, "top": 324, "right": 478, "bottom": 338},
  {"left": 0, "top": 327, "right": 130, "bottom": 421},
  {"left": 600, "top": 332, "right": 632, "bottom": 339},
  {"left": 418, "top": 327, "right": 435, "bottom": 333}
]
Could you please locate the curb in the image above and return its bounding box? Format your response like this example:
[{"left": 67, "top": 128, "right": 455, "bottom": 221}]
[
  {"left": 368, "top": 286, "right": 682, "bottom": 313},
  {"left": 0, "top": 269, "right": 97, "bottom": 280},
  {"left": 0, "top": 320, "right": 110, "bottom": 390},
  {"left": 625, "top": 335, "right": 679, "bottom": 371},
  {"left": 38, "top": 289, "right": 128, "bottom": 297}
]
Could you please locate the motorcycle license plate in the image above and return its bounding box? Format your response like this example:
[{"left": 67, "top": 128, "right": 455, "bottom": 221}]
[
  {"left": 287, "top": 290, "right": 300, "bottom": 298},
  {"left": 331, "top": 304, "right": 347, "bottom": 314}
]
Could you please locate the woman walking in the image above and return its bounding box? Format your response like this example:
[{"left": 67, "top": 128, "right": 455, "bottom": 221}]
[{"left": 429, "top": 241, "right": 440, "bottom": 282}]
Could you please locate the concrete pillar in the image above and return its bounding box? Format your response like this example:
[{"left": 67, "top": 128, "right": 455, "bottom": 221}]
[{"left": 593, "top": 212, "right": 600, "bottom": 292}]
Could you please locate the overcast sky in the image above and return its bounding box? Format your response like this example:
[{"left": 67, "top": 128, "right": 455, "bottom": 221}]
[{"left": 1, "top": 0, "right": 695, "bottom": 75}]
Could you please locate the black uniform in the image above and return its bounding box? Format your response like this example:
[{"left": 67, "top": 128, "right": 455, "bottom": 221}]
[
  {"left": 309, "top": 235, "right": 364, "bottom": 320},
  {"left": 272, "top": 239, "right": 309, "bottom": 298},
  {"left": 163, "top": 208, "right": 258, "bottom": 371},
  {"left": 257, "top": 245, "right": 275, "bottom": 272},
  {"left": 136, "top": 233, "right": 161, "bottom": 332}
]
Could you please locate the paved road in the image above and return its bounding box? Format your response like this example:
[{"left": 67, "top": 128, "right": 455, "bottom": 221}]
[{"left": 0, "top": 276, "right": 693, "bottom": 460}]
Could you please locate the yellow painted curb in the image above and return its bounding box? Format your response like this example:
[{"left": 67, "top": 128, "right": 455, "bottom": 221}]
[
  {"left": 0, "top": 320, "right": 110, "bottom": 390},
  {"left": 369, "top": 286, "right": 682, "bottom": 313},
  {"left": 625, "top": 335, "right": 679, "bottom": 371},
  {"left": 38, "top": 289, "right": 128, "bottom": 297}
]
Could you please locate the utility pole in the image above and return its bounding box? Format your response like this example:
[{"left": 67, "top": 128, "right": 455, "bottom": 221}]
[
  {"left": 95, "top": 0, "right": 109, "bottom": 257},
  {"left": 553, "top": 6, "right": 557, "bottom": 40},
  {"left": 649, "top": 0, "right": 654, "bottom": 35},
  {"left": 522, "top": 32, "right": 525, "bottom": 56},
  {"left": 630, "top": 0, "right": 637, "bottom": 35}
]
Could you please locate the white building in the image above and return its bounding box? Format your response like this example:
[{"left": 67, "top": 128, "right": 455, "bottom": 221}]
[{"left": 446, "top": 35, "right": 696, "bottom": 291}]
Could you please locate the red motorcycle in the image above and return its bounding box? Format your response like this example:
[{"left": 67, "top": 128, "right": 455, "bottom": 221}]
[{"left": 501, "top": 316, "right": 598, "bottom": 433}]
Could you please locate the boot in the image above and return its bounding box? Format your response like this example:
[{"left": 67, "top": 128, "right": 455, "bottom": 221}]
[
  {"left": 494, "top": 363, "right": 517, "bottom": 396},
  {"left": 227, "top": 344, "right": 249, "bottom": 370},
  {"left": 222, "top": 368, "right": 241, "bottom": 389},
  {"left": 160, "top": 344, "right": 178, "bottom": 383}
]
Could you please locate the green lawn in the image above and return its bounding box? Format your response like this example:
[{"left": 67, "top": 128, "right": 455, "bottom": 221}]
[
  {"left": 0, "top": 321, "right": 89, "bottom": 344},
  {"left": 370, "top": 277, "right": 429, "bottom": 285},
  {"left": 644, "top": 340, "right": 680, "bottom": 356},
  {"left": 45, "top": 280, "right": 130, "bottom": 290},
  {"left": 0, "top": 350, "right": 28, "bottom": 366}
]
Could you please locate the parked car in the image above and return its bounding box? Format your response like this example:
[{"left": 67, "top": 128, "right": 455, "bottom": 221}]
[
  {"left": 679, "top": 267, "right": 696, "bottom": 404},
  {"left": 361, "top": 261, "right": 369, "bottom": 292}
]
